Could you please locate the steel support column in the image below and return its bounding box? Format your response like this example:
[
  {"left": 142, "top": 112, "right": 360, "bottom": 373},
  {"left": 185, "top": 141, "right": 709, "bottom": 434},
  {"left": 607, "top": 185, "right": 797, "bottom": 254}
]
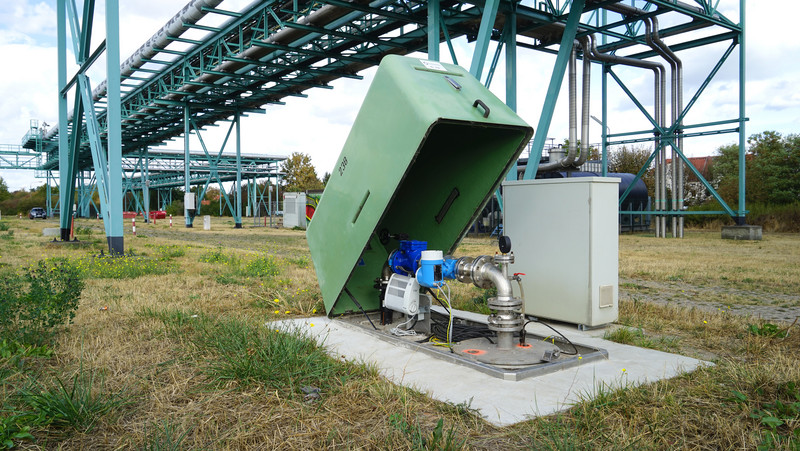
[
  {"left": 234, "top": 112, "right": 243, "bottom": 228},
  {"left": 105, "top": 0, "right": 123, "bottom": 254},
  {"left": 57, "top": 0, "right": 73, "bottom": 240},
  {"left": 736, "top": 0, "right": 746, "bottom": 225},
  {"left": 504, "top": 9, "right": 518, "bottom": 183},
  {"left": 184, "top": 105, "right": 193, "bottom": 227},
  {"left": 469, "top": 0, "right": 501, "bottom": 79},
  {"left": 523, "top": 0, "right": 586, "bottom": 179},
  {"left": 428, "top": 0, "right": 440, "bottom": 61}
]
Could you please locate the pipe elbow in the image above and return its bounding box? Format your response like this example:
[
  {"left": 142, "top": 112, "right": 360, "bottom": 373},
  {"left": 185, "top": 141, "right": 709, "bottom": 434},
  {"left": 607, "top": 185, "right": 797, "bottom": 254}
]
[{"left": 480, "top": 264, "right": 514, "bottom": 300}]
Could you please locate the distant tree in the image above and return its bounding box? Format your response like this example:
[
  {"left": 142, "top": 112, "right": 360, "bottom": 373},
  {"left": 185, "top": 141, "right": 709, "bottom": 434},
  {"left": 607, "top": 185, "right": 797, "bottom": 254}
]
[
  {"left": 0, "top": 177, "right": 9, "bottom": 202},
  {"left": 322, "top": 171, "right": 331, "bottom": 187},
  {"left": 711, "top": 131, "right": 800, "bottom": 205},
  {"left": 281, "top": 152, "right": 323, "bottom": 192},
  {"left": 608, "top": 145, "right": 655, "bottom": 198}
]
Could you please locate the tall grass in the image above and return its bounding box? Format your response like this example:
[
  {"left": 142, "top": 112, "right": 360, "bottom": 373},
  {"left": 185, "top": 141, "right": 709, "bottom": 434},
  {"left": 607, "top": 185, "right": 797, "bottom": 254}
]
[{"left": 19, "top": 367, "right": 132, "bottom": 432}]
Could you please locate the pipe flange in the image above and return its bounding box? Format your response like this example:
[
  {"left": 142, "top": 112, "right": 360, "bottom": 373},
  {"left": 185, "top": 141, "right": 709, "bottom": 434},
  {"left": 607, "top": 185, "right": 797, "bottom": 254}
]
[
  {"left": 487, "top": 314, "right": 523, "bottom": 332},
  {"left": 487, "top": 296, "right": 523, "bottom": 311},
  {"left": 469, "top": 255, "right": 494, "bottom": 289},
  {"left": 493, "top": 253, "right": 514, "bottom": 265},
  {"left": 454, "top": 257, "right": 474, "bottom": 284}
]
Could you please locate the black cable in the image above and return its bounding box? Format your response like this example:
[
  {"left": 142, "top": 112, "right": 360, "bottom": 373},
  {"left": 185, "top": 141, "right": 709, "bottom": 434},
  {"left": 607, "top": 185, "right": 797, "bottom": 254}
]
[
  {"left": 425, "top": 288, "right": 451, "bottom": 314},
  {"left": 523, "top": 319, "right": 579, "bottom": 355},
  {"left": 429, "top": 312, "right": 496, "bottom": 343},
  {"left": 344, "top": 287, "right": 377, "bottom": 330}
]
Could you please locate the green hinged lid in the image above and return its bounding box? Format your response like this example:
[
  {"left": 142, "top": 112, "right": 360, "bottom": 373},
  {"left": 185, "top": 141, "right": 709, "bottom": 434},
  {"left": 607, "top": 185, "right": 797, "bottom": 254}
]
[{"left": 306, "top": 55, "right": 533, "bottom": 316}]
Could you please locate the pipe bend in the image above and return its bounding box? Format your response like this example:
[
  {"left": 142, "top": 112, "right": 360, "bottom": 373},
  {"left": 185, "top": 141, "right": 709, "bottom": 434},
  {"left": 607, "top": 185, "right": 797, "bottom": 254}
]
[{"left": 476, "top": 262, "right": 513, "bottom": 301}]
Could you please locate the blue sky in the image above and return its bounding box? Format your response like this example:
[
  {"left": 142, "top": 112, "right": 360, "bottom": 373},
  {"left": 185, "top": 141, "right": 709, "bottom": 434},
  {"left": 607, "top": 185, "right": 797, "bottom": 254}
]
[{"left": 1, "top": 0, "right": 798, "bottom": 191}]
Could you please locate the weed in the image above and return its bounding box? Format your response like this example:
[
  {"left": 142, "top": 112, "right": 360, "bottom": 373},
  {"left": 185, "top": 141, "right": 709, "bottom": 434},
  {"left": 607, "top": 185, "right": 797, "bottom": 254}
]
[
  {"left": 199, "top": 247, "right": 237, "bottom": 265},
  {"left": 389, "top": 413, "right": 464, "bottom": 450},
  {"left": 748, "top": 323, "right": 789, "bottom": 339},
  {"left": 20, "top": 367, "right": 132, "bottom": 432},
  {"left": 0, "top": 261, "right": 83, "bottom": 346},
  {"left": 0, "top": 414, "right": 34, "bottom": 449},
  {"left": 0, "top": 222, "right": 9, "bottom": 232},
  {"left": 64, "top": 255, "right": 174, "bottom": 279},
  {"left": 0, "top": 230, "right": 13, "bottom": 241},
  {"left": 153, "top": 245, "right": 186, "bottom": 260},
  {"left": 242, "top": 254, "right": 280, "bottom": 278},
  {"left": 140, "top": 420, "right": 193, "bottom": 451},
  {"left": 74, "top": 226, "right": 93, "bottom": 236}
]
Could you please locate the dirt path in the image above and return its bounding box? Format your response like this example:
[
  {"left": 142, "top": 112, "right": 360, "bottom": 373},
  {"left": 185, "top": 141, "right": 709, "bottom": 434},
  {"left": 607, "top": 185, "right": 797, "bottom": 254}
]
[{"left": 620, "top": 277, "right": 800, "bottom": 324}]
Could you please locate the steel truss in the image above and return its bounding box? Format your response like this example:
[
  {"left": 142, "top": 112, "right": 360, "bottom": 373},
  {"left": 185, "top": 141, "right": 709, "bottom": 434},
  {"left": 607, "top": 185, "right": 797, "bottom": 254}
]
[{"left": 17, "top": 0, "right": 744, "bottom": 249}]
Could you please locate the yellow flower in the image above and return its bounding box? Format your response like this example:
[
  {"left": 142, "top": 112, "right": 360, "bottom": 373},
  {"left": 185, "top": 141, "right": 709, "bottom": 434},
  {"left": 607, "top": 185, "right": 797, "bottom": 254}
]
[
  {"left": 309, "top": 323, "right": 315, "bottom": 327},
  {"left": 284, "top": 310, "right": 290, "bottom": 314},
  {"left": 274, "top": 310, "right": 279, "bottom": 314}
]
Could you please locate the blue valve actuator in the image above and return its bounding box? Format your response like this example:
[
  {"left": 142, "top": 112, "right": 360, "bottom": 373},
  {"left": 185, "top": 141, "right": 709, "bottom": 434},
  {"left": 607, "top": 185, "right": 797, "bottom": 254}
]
[
  {"left": 388, "top": 240, "right": 428, "bottom": 276},
  {"left": 388, "top": 240, "right": 459, "bottom": 287}
]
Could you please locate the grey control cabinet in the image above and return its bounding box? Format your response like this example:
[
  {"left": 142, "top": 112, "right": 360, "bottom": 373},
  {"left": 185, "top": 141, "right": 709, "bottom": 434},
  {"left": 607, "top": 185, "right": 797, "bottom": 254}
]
[{"left": 503, "top": 177, "right": 620, "bottom": 328}]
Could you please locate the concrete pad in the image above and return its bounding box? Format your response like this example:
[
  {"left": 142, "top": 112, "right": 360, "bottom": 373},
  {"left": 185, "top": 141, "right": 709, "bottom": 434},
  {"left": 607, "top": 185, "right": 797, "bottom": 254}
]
[
  {"left": 722, "top": 225, "right": 762, "bottom": 240},
  {"left": 42, "top": 227, "right": 60, "bottom": 237},
  {"left": 274, "top": 315, "right": 709, "bottom": 426}
]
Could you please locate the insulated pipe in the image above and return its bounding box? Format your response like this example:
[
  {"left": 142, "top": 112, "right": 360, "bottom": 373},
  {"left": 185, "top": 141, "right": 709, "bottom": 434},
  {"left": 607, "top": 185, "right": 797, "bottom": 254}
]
[
  {"left": 587, "top": 35, "right": 666, "bottom": 235},
  {"left": 575, "top": 36, "right": 592, "bottom": 167},
  {"left": 537, "top": 42, "right": 578, "bottom": 172},
  {"left": 125, "top": 0, "right": 392, "bottom": 125},
  {"left": 644, "top": 17, "right": 678, "bottom": 237},
  {"left": 44, "top": 0, "right": 228, "bottom": 140},
  {"left": 651, "top": 17, "right": 685, "bottom": 238}
]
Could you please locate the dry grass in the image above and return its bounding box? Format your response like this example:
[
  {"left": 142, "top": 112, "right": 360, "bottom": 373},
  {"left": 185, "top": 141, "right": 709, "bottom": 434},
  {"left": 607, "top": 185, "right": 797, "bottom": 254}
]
[
  {"left": 1, "top": 217, "right": 799, "bottom": 449},
  {"left": 619, "top": 230, "right": 800, "bottom": 295}
]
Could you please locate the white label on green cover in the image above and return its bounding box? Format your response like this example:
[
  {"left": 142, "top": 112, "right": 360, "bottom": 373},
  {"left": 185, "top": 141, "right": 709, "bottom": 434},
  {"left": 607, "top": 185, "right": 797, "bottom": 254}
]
[{"left": 420, "top": 60, "right": 446, "bottom": 71}]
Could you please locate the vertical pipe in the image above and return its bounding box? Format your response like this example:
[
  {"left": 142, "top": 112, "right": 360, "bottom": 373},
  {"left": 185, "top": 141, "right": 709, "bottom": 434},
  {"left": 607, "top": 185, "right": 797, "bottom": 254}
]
[
  {"left": 523, "top": 0, "right": 585, "bottom": 179},
  {"left": 234, "top": 112, "right": 242, "bottom": 228},
  {"left": 737, "top": 0, "right": 746, "bottom": 225},
  {"left": 427, "top": 0, "right": 440, "bottom": 61},
  {"left": 184, "top": 106, "right": 192, "bottom": 227}
]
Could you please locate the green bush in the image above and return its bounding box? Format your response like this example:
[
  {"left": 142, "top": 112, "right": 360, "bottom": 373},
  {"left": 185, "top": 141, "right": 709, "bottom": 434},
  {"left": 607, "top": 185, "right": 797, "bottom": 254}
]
[{"left": 0, "top": 261, "right": 84, "bottom": 346}]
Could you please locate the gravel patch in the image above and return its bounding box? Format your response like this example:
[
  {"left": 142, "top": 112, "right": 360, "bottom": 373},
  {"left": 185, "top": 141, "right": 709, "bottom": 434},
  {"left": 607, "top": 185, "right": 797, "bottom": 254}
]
[{"left": 620, "top": 277, "right": 800, "bottom": 324}]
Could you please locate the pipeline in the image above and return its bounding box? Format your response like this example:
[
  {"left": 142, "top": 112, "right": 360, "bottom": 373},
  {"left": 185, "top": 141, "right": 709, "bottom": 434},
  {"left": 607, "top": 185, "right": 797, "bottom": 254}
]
[
  {"left": 586, "top": 34, "right": 666, "bottom": 236},
  {"left": 44, "top": 0, "right": 227, "bottom": 140},
  {"left": 605, "top": 3, "right": 687, "bottom": 238},
  {"left": 575, "top": 36, "right": 592, "bottom": 168},
  {"left": 651, "top": 17, "right": 685, "bottom": 238},
  {"left": 537, "top": 42, "right": 578, "bottom": 171}
]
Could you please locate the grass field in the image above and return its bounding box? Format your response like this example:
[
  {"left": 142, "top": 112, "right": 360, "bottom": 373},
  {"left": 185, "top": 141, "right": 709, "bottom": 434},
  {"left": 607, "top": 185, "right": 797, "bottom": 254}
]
[{"left": 0, "top": 216, "right": 798, "bottom": 449}]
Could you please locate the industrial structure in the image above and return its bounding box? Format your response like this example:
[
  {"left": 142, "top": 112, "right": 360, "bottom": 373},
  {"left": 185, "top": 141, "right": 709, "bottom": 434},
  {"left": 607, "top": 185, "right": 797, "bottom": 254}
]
[{"left": 5, "top": 0, "right": 746, "bottom": 254}]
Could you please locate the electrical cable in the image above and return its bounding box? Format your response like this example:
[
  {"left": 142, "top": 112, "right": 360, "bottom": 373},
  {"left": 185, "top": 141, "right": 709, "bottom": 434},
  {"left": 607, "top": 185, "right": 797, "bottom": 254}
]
[
  {"left": 429, "top": 311, "right": 496, "bottom": 343},
  {"left": 390, "top": 314, "right": 418, "bottom": 336},
  {"left": 344, "top": 287, "right": 377, "bottom": 330},
  {"left": 425, "top": 287, "right": 450, "bottom": 314},
  {"left": 521, "top": 319, "right": 579, "bottom": 355}
]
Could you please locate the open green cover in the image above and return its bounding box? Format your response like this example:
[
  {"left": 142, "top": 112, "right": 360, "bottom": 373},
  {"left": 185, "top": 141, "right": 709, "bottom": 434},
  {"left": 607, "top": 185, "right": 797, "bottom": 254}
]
[{"left": 307, "top": 55, "right": 533, "bottom": 315}]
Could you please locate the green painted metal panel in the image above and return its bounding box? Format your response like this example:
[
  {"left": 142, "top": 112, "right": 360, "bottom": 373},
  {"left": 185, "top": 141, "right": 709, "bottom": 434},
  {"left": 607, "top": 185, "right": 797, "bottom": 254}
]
[{"left": 307, "top": 55, "right": 533, "bottom": 316}]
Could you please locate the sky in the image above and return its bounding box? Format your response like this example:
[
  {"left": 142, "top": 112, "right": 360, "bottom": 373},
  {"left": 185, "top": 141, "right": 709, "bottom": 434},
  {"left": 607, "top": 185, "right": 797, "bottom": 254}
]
[{"left": 1, "top": 0, "right": 798, "bottom": 191}]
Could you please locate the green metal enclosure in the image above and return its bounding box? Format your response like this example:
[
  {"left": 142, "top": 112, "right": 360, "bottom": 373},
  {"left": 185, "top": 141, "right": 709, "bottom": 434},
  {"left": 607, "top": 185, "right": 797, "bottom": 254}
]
[{"left": 307, "top": 55, "right": 533, "bottom": 316}]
